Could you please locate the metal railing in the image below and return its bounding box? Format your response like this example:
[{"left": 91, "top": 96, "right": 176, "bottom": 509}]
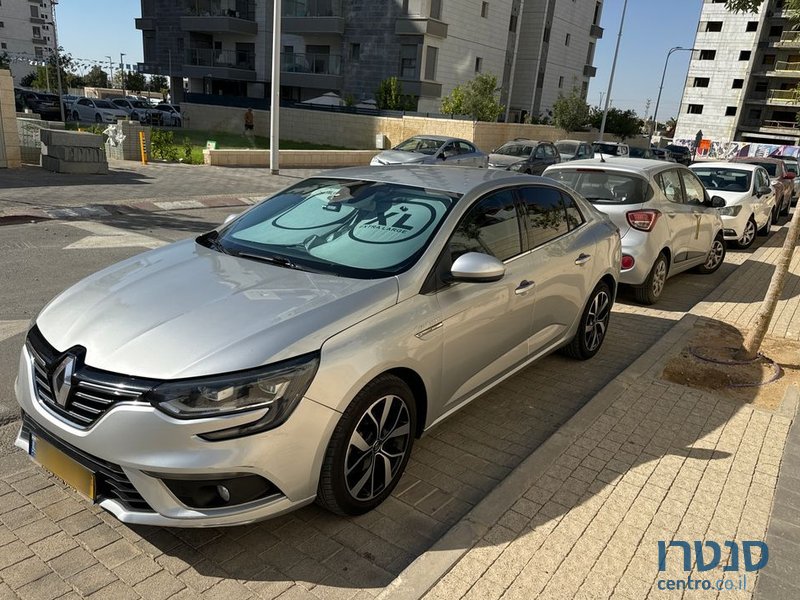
[
  {"left": 777, "top": 30, "right": 800, "bottom": 44},
  {"left": 763, "top": 119, "right": 800, "bottom": 129},
  {"left": 185, "top": 47, "right": 255, "bottom": 70},
  {"left": 768, "top": 88, "right": 800, "bottom": 103},
  {"left": 182, "top": 0, "right": 255, "bottom": 20},
  {"left": 281, "top": 52, "right": 342, "bottom": 75},
  {"left": 773, "top": 60, "right": 800, "bottom": 71},
  {"left": 283, "top": 0, "right": 342, "bottom": 17}
]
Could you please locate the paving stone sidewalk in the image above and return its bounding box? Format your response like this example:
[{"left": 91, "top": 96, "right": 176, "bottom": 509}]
[{"left": 405, "top": 230, "right": 800, "bottom": 600}]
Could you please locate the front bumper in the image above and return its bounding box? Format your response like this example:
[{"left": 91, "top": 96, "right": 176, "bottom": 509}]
[
  {"left": 14, "top": 344, "right": 340, "bottom": 527},
  {"left": 720, "top": 212, "right": 748, "bottom": 241}
]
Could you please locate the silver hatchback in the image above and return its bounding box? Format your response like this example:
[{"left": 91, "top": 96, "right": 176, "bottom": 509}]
[{"left": 15, "top": 167, "right": 620, "bottom": 526}]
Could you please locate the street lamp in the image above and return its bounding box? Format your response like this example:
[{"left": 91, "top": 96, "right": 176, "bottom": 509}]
[
  {"left": 49, "top": 0, "right": 65, "bottom": 122},
  {"left": 120, "top": 53, "right": 126, "bottom": 97},
  {"left": 270, "top": 0, "right": 281, "bottom": 174},
  {"left": 649, "top": 46, "right": 698, "bottom": 145},
  {"left": 598, "top": 0, "right": 628, "bottom": 141}
]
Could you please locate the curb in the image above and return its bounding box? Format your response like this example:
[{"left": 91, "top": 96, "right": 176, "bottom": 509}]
[{"left": 378, "top": 222, "right": 791, "bottom": 600}]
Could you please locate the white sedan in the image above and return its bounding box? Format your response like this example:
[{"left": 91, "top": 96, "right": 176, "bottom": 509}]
[
  {"left": 71, "top": 97, "right": 129, "bottom": 124},
  {"left": 690, "top": 162, "right": 776, "bottom": 249}
]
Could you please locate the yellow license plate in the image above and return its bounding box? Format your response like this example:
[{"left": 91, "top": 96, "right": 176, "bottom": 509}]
[{"left": 30, "top": 435, "right": 96, "bottom": 501}]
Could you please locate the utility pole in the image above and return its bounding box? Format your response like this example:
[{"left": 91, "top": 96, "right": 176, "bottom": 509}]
[
  {"left": 120, "top": 53, "right": 126, "bottom": 97},
  {"left": 598, "top": 91, "right": 604, "bottom": 108},
  {"left": 106, "top": 55, "right": 114, "bottom": 88},
  {"left": 599, "top": 0, "right": 628, "bottom": 140},
  {"left": 270, "top": 0, "right": 282, "bottom": 174}
]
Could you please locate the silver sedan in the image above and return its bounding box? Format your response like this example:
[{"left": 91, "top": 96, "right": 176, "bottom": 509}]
[
  {"left": 370, "top": 135, "right": 489, "bottom": 167},
  {"left": 15, "top": 167, "right": 620, "bottom": 526}
]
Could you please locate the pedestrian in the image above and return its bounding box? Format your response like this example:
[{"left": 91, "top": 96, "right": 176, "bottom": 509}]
[{"left": 244, "top": 108, "right": 255, "bottom": 147}]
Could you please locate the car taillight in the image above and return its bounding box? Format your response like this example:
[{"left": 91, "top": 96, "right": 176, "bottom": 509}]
[
  {"left": 626, "top": 209, "right": 661, "bottom": 232},
  {"left": 621, "top": 255, "right": 635, "bottom": 270}
]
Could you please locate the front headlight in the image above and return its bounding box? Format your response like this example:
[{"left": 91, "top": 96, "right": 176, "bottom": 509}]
[
  {"left": 147, "top": 353, "right": 319, "bottom": 430},
  {"left": 507, "top": 161, "right": 527, "bottom": 171},
  {"left": 718, "top": 205, "right": 742, "bottom": 217}
]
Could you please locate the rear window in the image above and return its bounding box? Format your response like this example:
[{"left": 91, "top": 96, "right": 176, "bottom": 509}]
[
  {"left": 546, "top": 168, "right": 652, "bottom": 204},
  {"left": 691, "top": 167, "right": 752, "bottom": 192},
  {"left": 747, "top": 161, "right": 777, "bottom": 177}
]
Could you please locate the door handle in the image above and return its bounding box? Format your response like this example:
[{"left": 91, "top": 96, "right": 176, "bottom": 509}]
[
  {"left": 575, "top": 253, "right": 592, "bottom": 266},
  {"left": 514, "top": 280, "right": 535, "bottom": 295}
]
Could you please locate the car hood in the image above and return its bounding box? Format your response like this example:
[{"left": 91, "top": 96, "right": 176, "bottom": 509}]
[
  {"left": 487, "top": 154, "right": 525, "bottom": 167},
  {"left": 706, "top": 190, "right": 751, "bottom": 206},
  {"left": 372, "top": 150, "right": 429, "bottom": 165},
  {"left": 36, "top": 240, "right": 399, "bottom": 380}
]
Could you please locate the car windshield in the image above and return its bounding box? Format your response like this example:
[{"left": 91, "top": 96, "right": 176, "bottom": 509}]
[
  {"left": 208, "top": 178, "right": 460, "bottom": 278},
  {"left": 547, "top": 168, "right": 651, "bottom": 204},
  {"left": 94, "top": 100, "right": 113, "bottom": 109},
  {"left": 747, "top": 161, "right": 777, "bottom": 177},
  {"left": 556, "top": 142, "right": 578, "bottom": 155},
  {"left": 495, "top": 142, "right": 534, "bottom": 157},
  {"left": 592, "top": 143, "right": 622, "bottom": 155},
  {"left": 131, "top": 101, "right": 148, "bottom": 108},
  {"left": 691, "top": 168, "right": 752, "bottom": 192},
  {"left": 393, "top": 137, "right": 445, "bottom": 155}
]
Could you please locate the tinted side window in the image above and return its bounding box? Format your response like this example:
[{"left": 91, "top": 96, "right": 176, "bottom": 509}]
[
  {"left": 544, "top": 145, "right": 557, "bottom": 158},
  {"left": 655, "top": 170, "right": 685, "bottom": 204},
  {"left": 457, "top": 141, "right": 476, "bottom": 154},
  {"left": 681, "top": 170, "right": 707, "bottom": 204},
  {"left": 534, "top": 145, "right": 546, "bottom": 159},
  {"left": 518, "top": 186, "right": 569, "bottom": 247},
  {"left": 563, "top": 193, "right": 585, "bottom": 230},
  {"left": 449, "top": 190, "right": 522, "bottom": 261}
]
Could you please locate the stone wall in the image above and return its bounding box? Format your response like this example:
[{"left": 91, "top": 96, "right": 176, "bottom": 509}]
[
  {"left": 203, "top": 149, "right": 381, "bottom": 168},
  {"left": 0, "top": 69, "right": 22, "bottom": 168}
]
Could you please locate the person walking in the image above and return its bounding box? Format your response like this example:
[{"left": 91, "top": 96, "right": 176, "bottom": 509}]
[{"left": 244, "top": 108, "right": 255, "bottom": 147}]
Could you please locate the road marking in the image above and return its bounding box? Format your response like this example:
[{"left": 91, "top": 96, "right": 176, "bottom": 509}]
[
  {"left": 62, "top": 221, "right": 166, "bottom": 250},
  {"left": 47, "top": 206, "right": 111, "bottom": 219},
  {"left": 153, "top": 200, "right": 205, "bottom": 210},
  {"left": 0, "top": 320, "right": 29, "bottom": 343}
]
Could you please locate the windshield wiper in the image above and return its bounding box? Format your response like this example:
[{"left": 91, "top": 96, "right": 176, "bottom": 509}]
[
  {"left": 237, "top": 252, "right": 306, "bottom": 271},
  {"left": 197, "top": 231, "right": 233, "bottom": 255}
]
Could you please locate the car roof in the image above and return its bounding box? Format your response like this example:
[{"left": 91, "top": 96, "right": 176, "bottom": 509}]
[
  {"left": 592, "top": 141, "right": 627, "bottom": 146},
  {"left": 555, "top": 139, "right": 586, "bottom": 144},
  {"left": 406, "top": 135, "right": 465, "bottom": 142},
  {"left": 313, "top": 165, "right": 547, "bottom": 195},
  {"left": 691, "top": 161, "right": 760, "bottom": 172},
  {"left": 547, "top": 157, "right": 677, "bottom": 176}
]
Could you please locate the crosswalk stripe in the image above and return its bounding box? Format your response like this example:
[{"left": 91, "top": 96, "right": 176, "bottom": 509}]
[
  {"left": 0, "top": 320, "right": 29, "bottom": 343},
  {"left": 62, "top": 221, "right": 166, "bottom": 250}
]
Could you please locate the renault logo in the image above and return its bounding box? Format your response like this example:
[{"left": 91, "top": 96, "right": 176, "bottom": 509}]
[{"left": 51, "top": 355, "right": 76, "bottom": 408}]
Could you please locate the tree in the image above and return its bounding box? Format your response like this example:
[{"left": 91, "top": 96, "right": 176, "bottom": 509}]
[
  {"left": 0, "top": 52, "right": 9, "bottom": 70},
  {"left": 440, "top": 73, "right": 504, "bottom": 122},
  {"left": 589, "top": 107, "right": 642, "bottom": 140},
  {"left": 83, "top": 65, "right": 109, "bottom": 88},
  {"left": 664, "top": 117, "right": 677, "bottom": 138},
  {"left": 375, "top": 77, "right": 416, "bottom": 110},
  {"left": 125, "top": 71, "right": 147, "bottom": 93},
  {"left": 20, "top": 72, "right": 36, "bottom": 87},
  {"left": 552, "top": 87, "right": 591, "bottom": 133},
  {"left": 725, "top": 0, "right": 800, "bottom": 12},
  {"left": 30, "top": 48, "right": 80, "bottom": 92},
  {"left": 149, "top": 74, "right": 167, "bottom": 92}
]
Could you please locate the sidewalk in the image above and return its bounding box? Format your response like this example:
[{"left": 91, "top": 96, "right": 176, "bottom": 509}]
[{"left": 384, "top": 230, "right": 800, "bottom": 599}]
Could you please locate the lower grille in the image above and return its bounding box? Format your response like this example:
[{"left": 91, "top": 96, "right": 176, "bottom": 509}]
[{"left": 21, "top": 412, "right": 154, "bottom": 512}]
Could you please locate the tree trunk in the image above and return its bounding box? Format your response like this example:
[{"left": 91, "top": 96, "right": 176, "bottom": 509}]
[{"left": 740, "top": 202, "right": 800, "bottom": 359}]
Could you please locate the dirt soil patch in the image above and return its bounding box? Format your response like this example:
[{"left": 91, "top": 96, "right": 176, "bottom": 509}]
[{"left": 662, "top": 319, "right": 800, "bottom": 411}]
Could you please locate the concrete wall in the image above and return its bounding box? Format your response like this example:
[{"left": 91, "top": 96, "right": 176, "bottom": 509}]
[
  {"left": 203, "top": 149, "right": 381, "bottom": 168},
  {"left": 0, "top": 70, "right": 22, "bottom": 169},
  {"left": 182, "top": 102, "right": 643, "bottom": 152}
]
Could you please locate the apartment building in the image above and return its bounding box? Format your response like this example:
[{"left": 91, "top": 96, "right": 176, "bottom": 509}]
[
  {"left": 0, "top": 0, "right": 58, "bottom": 84},
  {"left": 136, "top": 0, "right": 603, "bottom": 118},
  {"left": 675, "top": 0, "right": 800, "bottom": 145}
]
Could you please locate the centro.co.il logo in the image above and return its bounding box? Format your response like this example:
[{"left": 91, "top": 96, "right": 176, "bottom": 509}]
[{"left": 656, "top": 540, "right": 768, "bottom": 592}]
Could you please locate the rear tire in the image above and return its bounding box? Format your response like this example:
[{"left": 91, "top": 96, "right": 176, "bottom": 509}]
[
  {"left": 633, "top": 252, "right": 668, "bottom": 305},
  {"left": 735, "top": 217, "right": 757, "bottom": 249},
  {"left": 94, "top": 113, "right": 102, "bottom": 123},
  {"left": 317, "top": 374, "right": 416, "bottom": 516},
  {"left": 562, "top": 281, "right": 613, "bottom": 360},
  {"left": 695, "top": 233, "right": 726, "bottom": 274}
]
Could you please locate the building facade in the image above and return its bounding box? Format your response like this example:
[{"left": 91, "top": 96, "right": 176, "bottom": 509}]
[
  {"left": 136, "top": 0, "right": 602, "bottom": 119},
  {"left": 0, "top": 0, "right": 59, "bottom": 85},
  {"left": 675, "top": 0, "right": 800, "bottom": 145}
]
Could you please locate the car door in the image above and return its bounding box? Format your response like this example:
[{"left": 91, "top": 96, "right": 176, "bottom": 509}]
[
  {"left": 435, "top": 189, "right": 537, "bottom": 406},
  {"left": 754, "top": 168, "right": 776, "bottom": 225},
  {"left": 457, "top": 141, "right": 479, "bottom": 166},
  {"left": 437, "top": 142, "right": 460, "bottom": 165},
  {"left": 654, "top": 168, "right": 696, "bottom": 265},
  {"left": 530, "top": 145, "right": 549, "bottom": 174},
  {"left": 517, "top": 185, "right": 594, "bottom": 352},
  {"left": 76, "top": 98, "right": 92, "bottom": 121},
  {"left": 543, "top": 143, "right": 560, "bottom": 167},
  {"left": 679, "top": 168, "right": 716, "bottom": 262}
]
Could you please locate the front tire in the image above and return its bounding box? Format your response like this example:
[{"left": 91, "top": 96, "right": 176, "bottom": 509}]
[
  {"left": 633, "top": 252, "right": 668, "bottom": 305},
  {"left": 562, "top": 281, "right": 612, "bottom": 360},
  {"left": 94, "top": 113, "right": 102, "bottom": 123},
  {"left": 735, "top": 217, "right": 757, "bottom": 249},
  {"left": 317, "top": 374, "right": 416, "bottom": 516},
  {"left": 695, "top": 233, "right": 726, "bottom": 274}
]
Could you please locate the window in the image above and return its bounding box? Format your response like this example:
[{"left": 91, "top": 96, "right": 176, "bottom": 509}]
[
  {"left": 32, "top": 26, "right": 40, "bottom": 37},
  {"left": 430, "top": 0, "right": 442, "bottom": 19},
  {"left": 0, "top": 43, "right": 5, "bottom": 49},
  {"left": 543, "top": 145, "right": 558, "bottom": 158},
  {"left": 565, "top": 33, "right": 571, "bottom": 46},
  {"left": 543, "top": 26, "right": 550, "bottom": 43},
  {"left": 655, "top": 170, "right": 685, "bottom": 204},
  {"left": 706, "top": 21, "right": 722, "bottom": 32},
  {"left": 425, "top": 46, "right": 438, "bottom": 80},
  {"left": 563, "top": 194, "right": 585, "bottom": 230},
  {"left": 558, "top": 76, "right": 564, "bottom": 88},
  {"left": 699, "top": 49, "right": 716, "bottom": 60},
  {"left": 518, "top": 187, "right": 570, "bottom": 246},
  {"left": 755, "top": 80, "right": 768, "bottom": 92},
  {"left": 350, "top": 43, "right": 360, "bottom": 61},
  {"left": 534, "top": 145, "right": 546, "bottom": 159},
  {"left": 739, "top": 50, "right": 751, "bottom": 60},
  {"left": 450, "top": 191, "right": 521, "bottom": 261},
  {"left": 400, "top": 44, "right": 417, "bottom": 78},
  {"left": 481, "top": 2, "right": 489, "bottom": 18},
  {"left": 693, "top": 77, "right": 710, "bottom": 87},
  {"left": 748, "top": 108, "right": 762, "bottom": 119},
  {"left": 746, "top": 21, "right": 758, "bottom": 32},
  {"left": 763, "top": 54, "right": 776, "bottom": 65},
  {"left": 509, "top": 13, "right": 518, "bottom": 32},
  {"left": 680, "top": 171, "right": 707, "bottom": 205},
  {"left": 475, "top": 57, "right": 483, "bottom": 72},
  {"left": 30, "top": 5, "right": 38, "bottom": 17},
  {"left": 688, "top": 104, "right": 703, "bottom": 114},
  {"left": 725, "top": 106, "right": 737, "bottom": 116},
  {"left": 770, "top": 25, "right": 783, "bottom": 37},
  {"left": 456, "top": 141, "right": 476, "bottom": 154},
  {"left": 732, "top": 78, "right": 744, "bottom": 89}
]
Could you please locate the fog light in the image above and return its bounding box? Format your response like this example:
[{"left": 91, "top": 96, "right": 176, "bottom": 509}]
[
  {"left": 157, "top": 474, "right": 280, "bottom": 509},
  {"left": 217, "top": 484, "right": 231, "bottom": 503},
  {"left": 621, "top": 255, "right": 635, "bottom": 270}
]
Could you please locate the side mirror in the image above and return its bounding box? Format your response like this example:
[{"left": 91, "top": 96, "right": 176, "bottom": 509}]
[
  {"left": 449, "top": 252, "right": 506, "bottom": 283},
  {"left": 757, "top": 186, "right": 772, "bottom": 197},
  {"left": 223, "top": 213, "right": 238, "bottom": 225},
  {"left": 710, "top": 196, "right": 726, "bottom": 208}
]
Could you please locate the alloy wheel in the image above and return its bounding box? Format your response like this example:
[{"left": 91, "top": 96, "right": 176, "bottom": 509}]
[
  {"left": 344, "top": 395, "right": 411, "bottom": 501},
  {"left": 739, "top": 220, "right": 756, "bottom": 247},
  {"left": 584, "top": 290, "right": 611, "bottom": 352},
  {"left": 651, "top": 259, "right": 667, "bottom": 298},
  {"left": 705, "top": 239, "right": 725, "bottom": 270}
]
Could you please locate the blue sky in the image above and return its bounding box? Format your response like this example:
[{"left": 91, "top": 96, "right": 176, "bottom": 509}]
[{"left": 57, "top": 0, "right": 704, "bottom": 121}]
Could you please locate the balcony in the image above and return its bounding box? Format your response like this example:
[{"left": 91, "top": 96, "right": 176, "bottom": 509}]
[
  {"left": 767, "top": 88, "right": 800, "bottom": 104},
  {"left": 31, "top": 36, "right": 46, "bottom": 45},
  {"left": 584, "top": 64, "right": 597, "bottom": 77},
  {"left": 183, "top": 47, "right": 257, "bottom": 80},
  {"left": 135, "top": 17, "right": 156, "bottom": 30},
  {"left": 281, "top": 52, "right": 343, "bottom": 88},
  {"left": 590, "top": 23, "right": 604, "bottom": 38},
  {"left": 395, "top": 17, "right": 448, "bottom": 38},
  {"left": 773, "top": 30, "right": 800, "bottom": 47},
  {"left": 283, "top": 0, "right": 345, "bottom": 34},
  {"left": 770, "top": 60, "right": 800, "bottom": 74},
  {"left": 181, "top": 0, "right": 257, "bottom": 34},
  {"left": 740, "top": 118, "right": 800, "bottom": 132},
  {"left": 30, "top": 16, "right": 44, "bottom": 24}
]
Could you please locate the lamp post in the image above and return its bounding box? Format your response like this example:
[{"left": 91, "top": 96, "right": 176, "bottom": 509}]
[
  {"left": 120, "top": 53, "right": 126, "bottom": 97},
  {"left": 270, "top": 0, "right": 281, "bottom": 174},
  {"left": 598, "top": 0, "right": 628, "bottom": 141},
  {"left": 49, "top": 0, "right": 65, "bottom": 122},
  {"left": 649, "top": 46, "right": 697, "bottom": 146},
  {"left": 106, "top": 55, "right": 114, "bottom": 88}
]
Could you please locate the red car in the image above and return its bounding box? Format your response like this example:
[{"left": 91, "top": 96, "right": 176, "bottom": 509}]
[{"left": 732, "top": 157, "right": 793, "bottom": 220}]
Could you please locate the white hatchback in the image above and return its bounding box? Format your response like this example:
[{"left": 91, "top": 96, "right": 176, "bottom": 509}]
[{"left": 690, "top": 162, "right": 776, "bottom": 249}]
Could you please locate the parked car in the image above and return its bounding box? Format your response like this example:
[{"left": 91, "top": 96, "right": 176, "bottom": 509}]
[
  {"left": 110, "top": 98, "right": 154, "bottom": 123},
  {"left": 370, "top": 136, "right": 488, "bottom": 167},
  {"left": 732, "top": 156, "right": 792, "bottom": 219},
  {"left": 690, "top": 162, "right": 776, "bottom": 249},
  {"left": 774, "top": 155, "right": 800, "bottom": 203},
  {"left": 15, "top": 167, "right": 620, "bottom": 525},
  {"left": 71, "top": 97, "right": 129, "bottom": 123},
  {"left": 61, "top": 94, "right": 79, "bottom": 114},
  {"left": 487, "top": 139, "right": 560, "bottom": 174},
  {"left": 651, "top": 148, "right": 677, "bottom": 162},
  {"left": 545, "top": 159, "right": 726, "bottom": 305},
  {"left": 555, "top": 140, "right": 594, "bottom": 162},
  {"left": 665, "top": 144, "right": 692, "bottom": 166},
  {"left": 629, "top": 147, "right": 655, "bottom": 159},
  {"left": 14, "top": 89, "right": 60, "bottom": 120},
  {"left": 153, "top": 103, "right": 182, "bottom": 127},
  {"left": 592, "top": 141, "right": 630, "bottom": 159}
]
